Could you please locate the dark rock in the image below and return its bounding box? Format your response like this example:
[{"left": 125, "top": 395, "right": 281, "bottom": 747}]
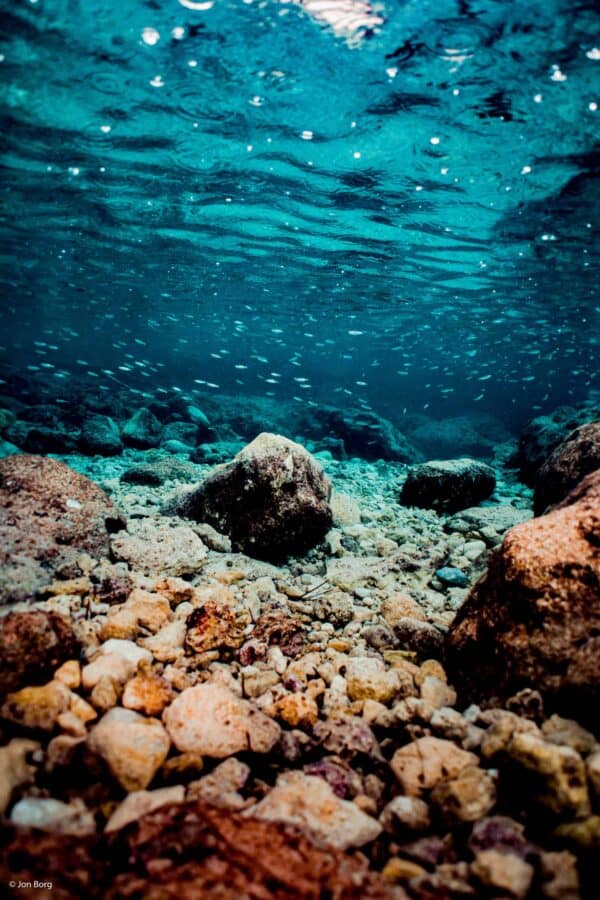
[
  {"left": 304, "top": 756, "right": 362, "bottom": 799},
  {"left": 6, "top": 421, "right": 79, "bottom": 454},
  {"left": 0, "top": 801, "right": 401, "bottom": 899},
  {"left": 120, "top": 457, "right": 198, "bottom": 486},
  {"left": 517, "top": 404, "right": 600, "bottom": 485},
  {"left": 468, "top": 816, "right": 533, "bottom": 860},
  {"left": 0, "top": 610, "right": 79, "bottom": 699},
  {"left": 534, "top": 422, "right": 600, "bottom": 514},
  {"left": 191, "top": 440, "right": 246, "bottom": 464},
  {"left": 161, "top": 421, "right": 199, "bottom": 447},
  {"left": 121, "top": 407, "right": 162, "bottom": 449},
  {"left": 250, "top": 610, "right": 306, "bottom": 658},
  {"left": 400, "top": 458, "right": 496, "bottom": 514},
  {"left": 411, "top": 416, "right": 496, "bottom": 459},
  {"left": 171, "top": 433, "right": 333, "bottom": 562},
  {"left": 305, "top": 406, "right": 419, "bottom": 462},
  {"left": 435, "top": 567, "right": 469, "bottom": 588},
  {"left": 0, "top": 455, "right": 125, "bottom": 604},
  {"left": 393, "top": 617, "right": 445, "bottom": 660},
  {"left": 446, "top": 470, "right": 600, "bottom": 726},
  {"left": 79, "top": 415, "right": 122, "bottom": 456}
]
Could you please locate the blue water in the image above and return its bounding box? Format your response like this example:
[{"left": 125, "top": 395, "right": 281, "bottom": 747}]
[{"left": 1, "top": 0, "right": 599, "bottom": 434}]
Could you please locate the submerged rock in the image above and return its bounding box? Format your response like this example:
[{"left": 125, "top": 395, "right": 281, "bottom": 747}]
[
  {"left": 446, "top": 470, "right": 600, "bottom": 725},
  {"left": 517, "top": 405, "right": 598, "bottom": 484},
  {"left": 110, "top": 518, "right": 207, "bottom": 576},
  {"left": 534, "top": 421, "right": 600, "bottom": 513},
  {"left": 79, "top": 415, "right": 123, "bottom": 456},
  {"left": 122, "top": 407, "right": 162, "bottom": 449},
  {"left": 0, "top": 455, "right": 124, "bottom": 604},
  {"left": 400, "top": 458, "right": 496, "bottom": 513},
  {"left": 171, "top": 433, "right": 333, "bottom": 561},
  {"left": 305, "top": 406, "right": 419, "bottom": 462},
  {"left": 87, "top": 707, "right": 170, "bottom": 792}
]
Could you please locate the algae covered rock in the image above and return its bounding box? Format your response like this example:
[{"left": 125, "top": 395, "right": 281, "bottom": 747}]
[
  {"left": 171, "top": 433, "right": 333, "bottom": 561},
  {"left": 0, "top": 454, "right": 124, "bottom": 604},
  {"left": 0, "top": 610, "right": 80, "bottom": 698},
  {"left": 400, "top": 458, "right": 496, "bottom": 513},
  {"left": 446, "top": 470, "right": 600, "bottom": 725}
]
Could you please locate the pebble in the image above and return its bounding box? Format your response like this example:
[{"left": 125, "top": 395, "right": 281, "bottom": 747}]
[
  {"left": 390, "top": 736, "right": 478, "bottom": 796},
  {"left": 0, "top": 739, "right": 40, "bottom": 815},
  {"left": 163, "top": 683, "right": 281, "bottom": 758},
  {"left": 87, "top": 707, "right": 170, "bottom": 791},
  {"left": 249, "top": 770, "right": 382, "bottom": 850},
  {"left": 10, "top": 797, "right": 95, "bottom": 836},
  {"left": 471, "top": 849, "right": 534, "bottom": 898},
  {"left": 105, "top": 785, "right": 185, "bottom": 832},
  {"left": 1, "top": 681, "right": 71, "bottom": 731}
]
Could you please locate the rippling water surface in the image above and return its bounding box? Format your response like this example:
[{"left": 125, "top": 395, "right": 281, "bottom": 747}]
[{"left": 1, "top": 0, "right": 599, "bottom": 427}]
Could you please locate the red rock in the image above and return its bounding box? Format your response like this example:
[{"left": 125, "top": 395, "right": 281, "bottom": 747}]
[
  {"left": 0, "top": 610, "right": 79, "bottom": 699},
  {"left": 0, "top": 801, "right": 403, "bottom": 899},
  {"left": 0, "top": 455, "right": 125, "bottom": 603},
  {"left": 534, "top": 422, "right": 600, "bottom": 513},
  {"left": 446, "top": 471, "right": 600, "bottom": 726}
]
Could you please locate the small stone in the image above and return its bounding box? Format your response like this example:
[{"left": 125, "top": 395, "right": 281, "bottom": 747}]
[
  {"left": 273, "top": 692, "right": 319, "bottom": 728},
  {"left": 419, "top": 676, "right": 456, "bottom": 709},
  {"left": 1, "top": 680, "right": 71, "bottom": 731},
  {"left": 184, "top": 600, "right": 244, "bottom": 654},
  {"left": 249, "top": 770, "right": 382, "bottom": 850},
  {"left": 381, "top": 858, "right": 426, "bottom": 882},
  {"left": 380, "top": 795, "right": 431, "bottom": 834},
  {"left": 345, "top": 657, "right": 400, "bottom": 704},
  {"left": 541, "top": 715, "right": 598, "bottom": 755},
  {"left": 105, "top": 785, "right": 185, "bottom": 832},
  {"left": 10, "top": 797, "right": 96, "bottom": 836},
  {"left": 111, "top": 519, "right": 207, "bottom": 577},
  {"left": 435, "top": 567, "right": 469, "bottom": 588},
  {"left": 381, "top": 593, "right": 426, "bottom": 626},
  {"left": 87, "top": 707, "right": 170, "bottom": 791},
  {"left": 57, "top": 710, "right": 87, "bottom": 737},
  {"left": 554, "top": 815, "right": 600, "bottom": 850},
  {"left": 431, "top": 766, "right": 496, "bottom": 824},
  {"left": 122, "top": 672, "right": 174, "bottom": 716},
  {"left": 140, "top": 620, "right": 186, "bottom": 662},
  {"left": 471, "top": 849, "right": 534, "bottom": 898},
  {"left": 163, "top": 683, "right": 280, "bottom": 758},
  {"left": 0, "top": 610, "right": 80, "bottom": 698},
  {"left": 0, "top": 738, "right": 40, "bottom": 814},
  {"left": 83, "top": 640, "right": 152, "bottom": 689},
  {"left": 90, "top": 676, "right": 120, "bottom": 711},
  {"left": 393, "top": 618, "right": 444, "bottom": 660},
  {"left": 390, "top": 737, "right": 478, "bottom": 797},
  {"left": 538, "top": 850, "right": 581, "bottom": 900},
  {"left": 507, "top": 732, "right": 590, "bottom": 818},
  {"left": 54, "top": 660, "right": 81, "bottom": 690},
  {"left": 187, "top": 758, "right": 250, "bottom": 809}
]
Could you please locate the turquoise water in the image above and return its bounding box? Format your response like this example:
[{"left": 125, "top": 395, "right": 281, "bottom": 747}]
[{"left": 1, "top": 0, "right": 598, "bottom": 432}]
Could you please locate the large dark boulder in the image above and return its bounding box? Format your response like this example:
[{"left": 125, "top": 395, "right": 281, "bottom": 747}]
[
  {"left": 79, "top": 415, "right": 123, "bottom": 456},
  {"left": 171, "top": 433, "right": 332, "bottom": 562},
  {"left": 400, "top": 458, "right": 496, "bottom": 514},
  {"left": 446, "top": 470, "right": 600, "bottom": 727},
  {"left": 122, "top": 408, "right": 162, "bottom": 449},
  {"left": 517, "top": 405, "right": 600, "bottom": 485},
  {"left": 410, "top": 417, "right": 496, "bottom": 460},
  {"left": 533, "top": 422, "right": 600, "bottom": 514},
  {"left": 305, "top": 406, "right": 419, "bottom": 462},
  {"left": 0, "top": 455, "right": 125, "bottom": 604}
]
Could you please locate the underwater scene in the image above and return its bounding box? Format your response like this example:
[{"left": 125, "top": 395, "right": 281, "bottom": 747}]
[{"left": 0, "top": 0, "right": 599, "bottom": 896}]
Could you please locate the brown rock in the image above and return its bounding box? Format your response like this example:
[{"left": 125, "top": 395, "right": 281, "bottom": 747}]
[
  {"left": 534, "top": 422, "right": 600, "bottom": 513},
  {"left": 430, "top": 766, "right": 496, "bottom": 824},
  {"left": 390, "top": 736, "right": 478, "bottom": 797},
  {"left": 0, "top": 610, "right": 79, "bottom": 699},
  {"left": 0, "top": 801, "right": 402, "bottom": 899},
  {"left": 506, "top": 732, "right": 590, "bottom": 819},
  {"left": 122, "top": 672, "right": 174, "bottom": 716},
  {"left": 446, "top": 470, "right": 600, "bottom": 725},
  {"left": 250, "top": 609, "right": 306, "bottom": 658},
  {"left": 1, "top": 680, "right": 71, "bottom": 731},
  {"left": 0, "top": 455, "right": 124, "bottom": 604},
  {"left": 170, "top": 433, "right": 333, "bottom": 562},
  {"left": 471, "top": 849, "right": 534, "bottom": 898},
  {"left": 184, "top": 599, "right": 244, "bottom": 655}
]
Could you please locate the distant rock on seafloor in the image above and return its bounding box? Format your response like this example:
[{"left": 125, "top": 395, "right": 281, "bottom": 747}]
[
  {"left": 446, "top": 470, "right": 600, "bottom": 726},
  {"left": 400, "top": 458, "right": 496, "bottom": 514},
  {"left": 0, "top": 454, "right": 125, "bottom": 604},
  {"left": 170, "top": 433, "right": 333, "bottom": 562},
  {"left": 533, "top": 421, "right": 600, "bottom": 514}
]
